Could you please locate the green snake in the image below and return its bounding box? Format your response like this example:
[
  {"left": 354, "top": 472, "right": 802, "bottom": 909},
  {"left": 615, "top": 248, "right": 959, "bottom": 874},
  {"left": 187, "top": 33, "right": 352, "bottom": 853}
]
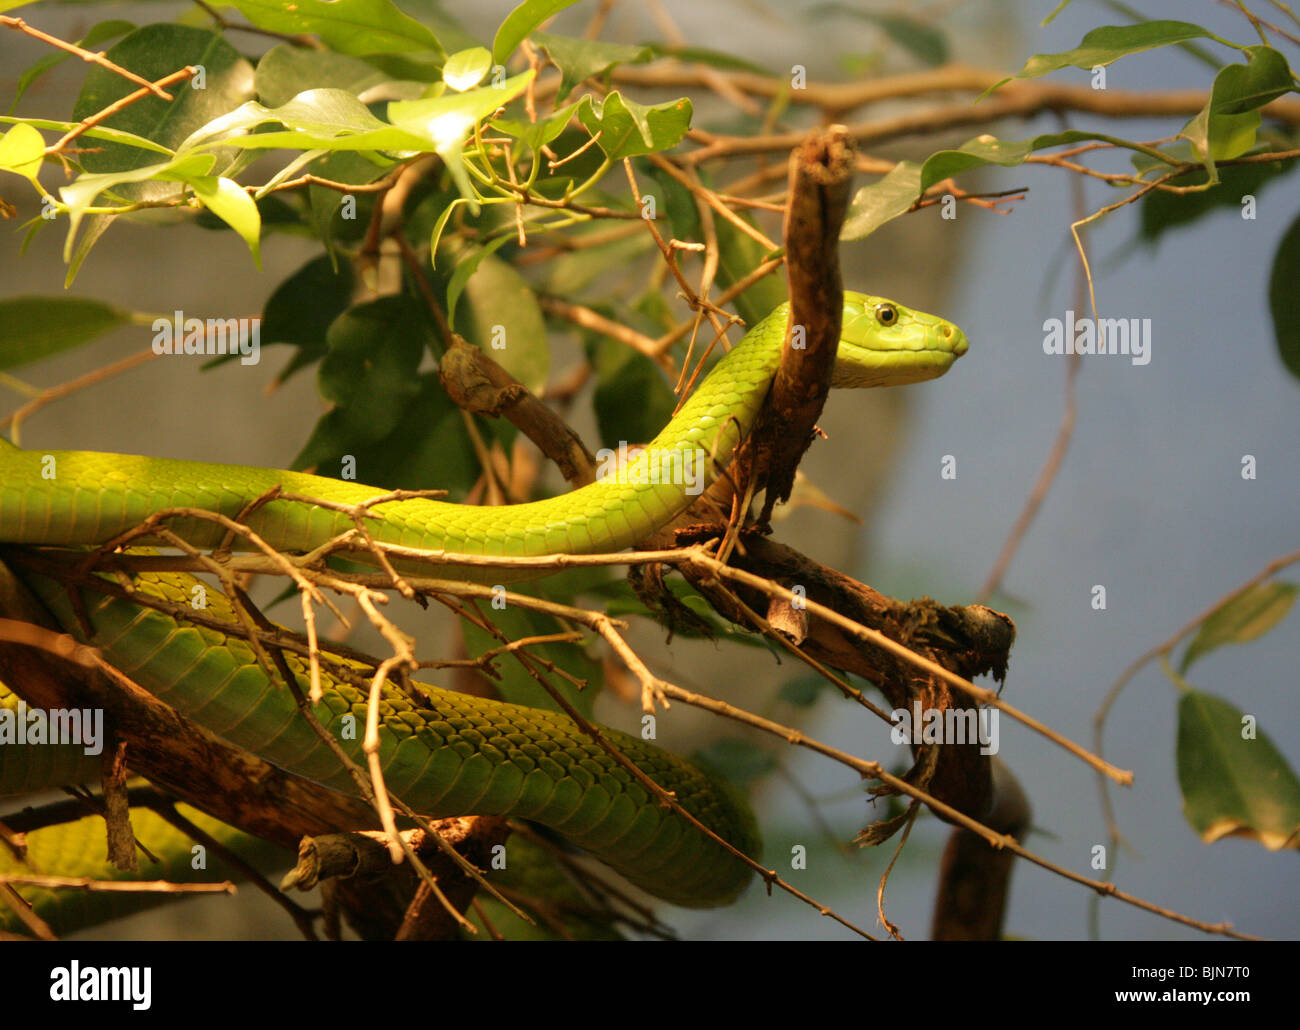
[{"left": 0, "top": 292, "right": 967, "bottom": 923}]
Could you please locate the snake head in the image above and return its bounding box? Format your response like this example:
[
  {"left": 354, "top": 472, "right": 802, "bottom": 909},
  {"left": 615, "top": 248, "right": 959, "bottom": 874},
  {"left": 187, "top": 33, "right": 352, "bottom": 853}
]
[{"left": 832, "top": 290, "right": 969, "bottom": 388}]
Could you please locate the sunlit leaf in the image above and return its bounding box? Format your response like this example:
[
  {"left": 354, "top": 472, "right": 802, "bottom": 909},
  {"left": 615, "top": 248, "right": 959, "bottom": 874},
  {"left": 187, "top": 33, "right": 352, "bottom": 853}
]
[
  {"left": 219, "top": 0, "right": 443, "bottom": 58},
  {"left": 442, "top": 46, "right": 493, "bottom": 91}
]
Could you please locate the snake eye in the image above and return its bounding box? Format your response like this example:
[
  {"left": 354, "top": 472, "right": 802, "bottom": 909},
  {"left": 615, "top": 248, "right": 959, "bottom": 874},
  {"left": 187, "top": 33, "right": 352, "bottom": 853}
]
[{"left": 875, "top": 303, "right": 898, "bottom": 326}]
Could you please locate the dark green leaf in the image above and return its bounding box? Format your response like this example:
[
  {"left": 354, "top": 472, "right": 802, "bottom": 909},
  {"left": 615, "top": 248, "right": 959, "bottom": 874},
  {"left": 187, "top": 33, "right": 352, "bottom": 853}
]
[
  {"left": 1270, "top": 209, "right": 1300, "bottom": 380},
  {"left": 988, "top": 20, "right": 1237, "bottom": 94},
  {"left": 306, "top": 150, "right": 393, "bottom": 251},
  {"left": 72, "top": 25, "right": 254, "bottom": 173},
  {"left": 0, "top": 296, "right": 134, "bottom": 369},
  {"left": 1181, "top": 581, "right": 1298, "bottom": 673},
  {"left": 294, "top": 373, "right": 477, "bottom": 494},
  {"left": 1205, "top": 46, "right": 1295, "bottom": 116},
  {"left": 314, "top": 295, "right": 429, "bottom": 440},
  {"left": 1177, "top": 690, "right": 1300, "bottom": 851},
  {"left": 259, "top": 255, "right": 356, "bottom": 382},
  {"left": 290, "top": 300, "right": 477, "bottom": 493},
  {"left": 587, "top": 336, "right": 676, "bottom": 449}
]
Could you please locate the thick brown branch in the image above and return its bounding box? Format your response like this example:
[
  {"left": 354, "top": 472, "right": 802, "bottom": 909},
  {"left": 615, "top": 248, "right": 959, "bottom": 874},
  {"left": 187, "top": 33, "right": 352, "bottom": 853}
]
[{"left": 748, "top": 126, "right": 855, "bottom": 524}]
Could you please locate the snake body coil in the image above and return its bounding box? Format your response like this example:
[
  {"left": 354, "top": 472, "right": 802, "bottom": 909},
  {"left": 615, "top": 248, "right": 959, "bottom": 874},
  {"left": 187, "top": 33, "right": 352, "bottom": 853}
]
[{"left": 0, "top": 293, "right": 967, "bottom": 913}]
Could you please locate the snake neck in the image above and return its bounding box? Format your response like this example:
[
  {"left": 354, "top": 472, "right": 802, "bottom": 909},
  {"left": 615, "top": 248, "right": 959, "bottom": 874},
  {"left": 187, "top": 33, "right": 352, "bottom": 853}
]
[{"left": 0, "top": 305, "right": 791, "bottom": 568}]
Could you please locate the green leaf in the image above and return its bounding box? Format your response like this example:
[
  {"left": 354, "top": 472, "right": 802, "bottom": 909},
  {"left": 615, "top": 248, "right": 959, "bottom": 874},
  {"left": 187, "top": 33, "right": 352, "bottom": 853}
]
[
  {"left": 8, "top": 19, "right": 134, "bottom": 115},
  {"left": 218, "top": 0, "right": 443, "bottom": 58},
  {"left": 1178, "top": 47, "right": 1295, "bottom": 174},
  {"left": 294, "top": 373, "right": 477, "bottom": 493},
  {"left": 313, "top": 295, "right": 429, "bottom": 440},
  {"left": 1181, "top": 581, "right": 1298, "bottom": 673},
  {"left": 1177, "top": 690, "right": 1300, "bottom": 851},
  {"left": 292, "top": 296, "right": 480, "bottom": 495},
  {"left": 988, "top": 20, "right": 1238, "bottom": 94},
  {"left": 577, "top": 91, "right": 692, "bottom": 160},
  {"left": 259, "top": 255, "right": 356, "bottom": 381},
  {"left": 305, "top": 150, "right": 393, "bottom": 252},
  {"left": 427, "top": 196, "right": 467, "bottom": 264},
  {"left": 843, "top": 130, "right": 1140, "bottom": 240},
  {"left": 445, "top": 235, "right": 511, "bottom": 329},
  {"left": 587, "top": 334, "right": 676, "bottom": 449},
  {"left": 0, "top": 116, "right": 173, "bottom": 160},
  {"left": 442, "top": 46, "right": 493, "bottom": 91},
  {"left": 492, "top": 98, "right": 582, "bottom": 155},
  {"left": 531, "top": 31, "right": 653, "bottom": 100},
  {"left": 253, "top": 43, "right": 388, "bottom": 108},
  {"left": 460, "top": 603, "right": 599, "bottom": 716},
  {"left": 492, "top": 0, "right": 582, "bottom": 65},
  {"left": 0, "top": 296, "right": 135, "bottom": 369},
  {"left": 713, "top": 213, "right": 786, "bottom": 325},
  {"left": 652, "top": 165, "right": 784, "bottom": 323},
  {"left": 438, "top": 240, "right": 549, "bottom": 392},
  {"left": 58, "top": 153, "right": 216, "bottom": 261},
  {"left": 1270, "top": 209, "right": 1300, "bottom": 380},
  {"left": 72, "top": 25, "right": 254, "bottom": 173},
  {"left": 1204, "top": 46, "right": 1295, "bottom": 116},
  {"left": 183, "top": 88, "right": 423, "bottom": 154},
  {"left": 0, "top": 123, "right": 44, "bottom": 180}
]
